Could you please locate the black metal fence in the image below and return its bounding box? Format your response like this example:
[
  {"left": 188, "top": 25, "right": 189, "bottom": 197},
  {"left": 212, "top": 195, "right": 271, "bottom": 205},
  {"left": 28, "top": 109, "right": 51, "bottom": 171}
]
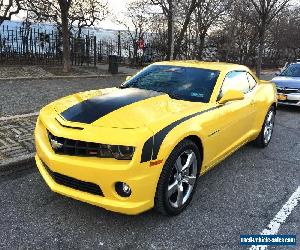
[{"left": 0, "top": 24, "right": 162, "bottom": 66}]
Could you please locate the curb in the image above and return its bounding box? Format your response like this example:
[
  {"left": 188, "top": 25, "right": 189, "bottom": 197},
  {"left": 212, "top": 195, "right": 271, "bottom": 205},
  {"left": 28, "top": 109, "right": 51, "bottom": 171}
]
[
  {"left": 0, "top": 153, "right": 35, "bottom": 174},
  {"left": 0, "top": 73, "right": 129, "bottom": 81}
]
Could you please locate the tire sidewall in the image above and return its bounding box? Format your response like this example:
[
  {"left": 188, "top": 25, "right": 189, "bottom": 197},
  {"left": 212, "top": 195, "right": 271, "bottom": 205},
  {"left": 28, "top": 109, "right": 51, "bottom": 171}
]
[
  {"left": 261, "top": 107, "right": 275, "bottom": 147},
  {"left": 160, "top": 140, "right": 201, "bottom": 215}
]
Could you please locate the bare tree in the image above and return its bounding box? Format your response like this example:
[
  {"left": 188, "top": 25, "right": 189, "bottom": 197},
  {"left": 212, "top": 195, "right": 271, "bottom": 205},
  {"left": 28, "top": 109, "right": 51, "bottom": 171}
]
[
  {"left": 173, "top": 0, "right": 197, "bottom": 59},
  {"left": 25, "top": 0, "right": 72, "bottom": 72},
  {"left": 191, "top": 0, "right": 232, "bottom": 60},
  {"left": 70, "top": 0, "right": 108, "bottom": 38},
  {"left": 119, "top": 0, "right": 151, "bottom": 65},
  {"left": 25, "top": 0, "right": 107, "bottom": 72},
  {"left": 0, "top": 0, "right": 22, "bottom": 25},
  {"left": 150, "top": 0, "right": 199, "bottom": 60},
  {"left": 150, "top": 0, "right": 176, "bottom": 60},
  {"left": 246, "top": 0, "right": 291, "bottom": 77}
]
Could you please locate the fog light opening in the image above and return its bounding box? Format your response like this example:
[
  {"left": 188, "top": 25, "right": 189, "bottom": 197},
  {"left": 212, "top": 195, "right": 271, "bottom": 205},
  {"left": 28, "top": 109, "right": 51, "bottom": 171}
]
[{"left": 115, "top": 182, "right": 132, "bottom": 197}]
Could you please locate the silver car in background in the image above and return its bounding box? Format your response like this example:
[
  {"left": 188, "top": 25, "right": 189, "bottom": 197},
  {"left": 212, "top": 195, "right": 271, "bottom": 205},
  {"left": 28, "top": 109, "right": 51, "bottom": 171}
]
[{"left": 272, "top": 63, "right": 300, "bottom": 106}]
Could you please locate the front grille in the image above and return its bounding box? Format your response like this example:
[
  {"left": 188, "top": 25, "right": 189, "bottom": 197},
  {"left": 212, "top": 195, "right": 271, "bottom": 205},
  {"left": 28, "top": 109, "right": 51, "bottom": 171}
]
[
  {"left": 277, "top": 88, "right": 300, "bottom": 94},
  {"left": 47, "top": 130, "right": 112, "bottom": 158},
  {"left": 279, "top": 99, "right": 299, "bottom": 104},
  {"left": 42, "top": 161, "right": 104, "bottom": 196}
]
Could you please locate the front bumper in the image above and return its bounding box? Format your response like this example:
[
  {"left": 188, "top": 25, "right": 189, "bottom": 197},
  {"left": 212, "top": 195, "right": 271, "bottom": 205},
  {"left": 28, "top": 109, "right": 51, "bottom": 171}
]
[
  {"left": 277, "top": 92, "right": 300, "bottom": 106},
  {"left": 35, "top": 117, "right": 163, "bottom": 215}
]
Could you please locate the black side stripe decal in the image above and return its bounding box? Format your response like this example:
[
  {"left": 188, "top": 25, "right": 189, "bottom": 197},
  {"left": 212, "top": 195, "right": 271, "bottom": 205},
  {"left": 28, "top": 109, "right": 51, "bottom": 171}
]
[
  {"left": 141, "top": 106, "right": 220, "bottom": 163},
  {"left": 61, "top": 88, "right": 162, "bottom": 124}
]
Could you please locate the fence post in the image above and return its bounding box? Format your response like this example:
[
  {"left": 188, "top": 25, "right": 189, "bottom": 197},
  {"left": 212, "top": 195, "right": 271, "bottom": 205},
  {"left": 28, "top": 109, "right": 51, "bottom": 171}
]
[
  {"left": 94, "top": 36, "right": 97, "bottom": 66},
  {"left": 117, "top": 31, "right": 121, "bottom": 58}
]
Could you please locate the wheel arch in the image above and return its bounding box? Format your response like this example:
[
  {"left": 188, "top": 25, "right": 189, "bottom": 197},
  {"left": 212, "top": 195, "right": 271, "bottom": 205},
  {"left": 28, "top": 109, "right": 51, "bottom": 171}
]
[
  {"left": 271, "top": 102, "right": 277, "bottom": 113},
  {"left": 158, "top": 132, "right": 204, "bottom": 175}
]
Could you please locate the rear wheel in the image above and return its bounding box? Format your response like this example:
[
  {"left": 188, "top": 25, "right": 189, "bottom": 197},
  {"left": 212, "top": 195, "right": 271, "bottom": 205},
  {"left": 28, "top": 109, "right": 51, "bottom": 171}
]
[
  {"left": 254, "top": 106, "right": 275, "bottom": 148},
  {"left": 154, "top": 139, "right": 201, "bottom": 216}
]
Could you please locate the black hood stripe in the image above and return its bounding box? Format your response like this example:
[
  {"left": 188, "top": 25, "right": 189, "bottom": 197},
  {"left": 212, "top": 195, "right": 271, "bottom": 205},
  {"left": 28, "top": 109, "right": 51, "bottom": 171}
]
[
  {"left": 61, "top": 88, "right": 163, "bottom": 124},
  {"left": 141, "top": 106, "right": 220, "bottom": 163}
]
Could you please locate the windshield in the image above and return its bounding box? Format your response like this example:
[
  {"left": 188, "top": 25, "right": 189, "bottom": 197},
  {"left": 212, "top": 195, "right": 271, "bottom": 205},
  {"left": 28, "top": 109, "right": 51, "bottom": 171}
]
[
  {"left": 121, "top": 65, "right": 220, "bottom": 102},
  {"left": 280, "top": 64, "right": 300, "bottom": 77}
]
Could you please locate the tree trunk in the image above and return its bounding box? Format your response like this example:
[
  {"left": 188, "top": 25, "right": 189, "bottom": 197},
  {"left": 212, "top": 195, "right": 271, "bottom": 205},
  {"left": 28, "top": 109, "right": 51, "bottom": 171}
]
[
  {"left": 173, "top": 0, "right": 197, "bottom": 59},
  {"left": 197, "top": 33, "right": 206, "bottom": 60},
  {"left": 78, "top": 26, "right": 82, "bottom": 38},
  {"left": 166, "top": 0, "right": 174, "bottom": 60},
  {"left": 60, "top": 1, "right": 71, "bottom": 73},
  {"left": 256, "top": 26, "right": 265, "bottom": 78}
]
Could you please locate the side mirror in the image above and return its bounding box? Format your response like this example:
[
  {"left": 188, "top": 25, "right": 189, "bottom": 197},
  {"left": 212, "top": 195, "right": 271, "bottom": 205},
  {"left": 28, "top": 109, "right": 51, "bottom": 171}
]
[
  {"left": 218, "top": 90, "right": 245, "bottom": 105},
  {"left": 126, "top": 75, "right": 132, "bottom": 81}
]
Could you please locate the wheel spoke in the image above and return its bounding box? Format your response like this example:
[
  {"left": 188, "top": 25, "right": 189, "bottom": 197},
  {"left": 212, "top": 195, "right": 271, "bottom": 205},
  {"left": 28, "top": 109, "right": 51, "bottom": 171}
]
[
  {"left": 176, "top": 184, "right": 184, "bottom": 208},
  {"left": 168, "top": 180, "right": 178, "bottom": 198},
  {"left": 267, "top": 112, "right": 273, "bottom": 123},
  {"left": 175, "top": 157, "right": 183, "bottom": 172},
  {"left": 183, "top": 175, "right": 196, "bottom": 186},
  {"left": 264, "top": 111, "right": 275, "bottom": 143},
  {"left": 182, "top": 152, "right": 196, "bottom": 172}
]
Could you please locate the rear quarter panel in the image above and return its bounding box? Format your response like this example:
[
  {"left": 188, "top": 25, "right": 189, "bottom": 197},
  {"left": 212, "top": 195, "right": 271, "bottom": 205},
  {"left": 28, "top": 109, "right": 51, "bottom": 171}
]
[{"left": 252, "top": 80, "right": 277, "bottom": 137}]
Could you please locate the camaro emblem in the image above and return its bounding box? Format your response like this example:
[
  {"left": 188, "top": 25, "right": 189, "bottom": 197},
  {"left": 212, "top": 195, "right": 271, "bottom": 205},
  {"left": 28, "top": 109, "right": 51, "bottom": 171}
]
[{"left": 50, "top": 139, "right": 63, "bottom": 150}]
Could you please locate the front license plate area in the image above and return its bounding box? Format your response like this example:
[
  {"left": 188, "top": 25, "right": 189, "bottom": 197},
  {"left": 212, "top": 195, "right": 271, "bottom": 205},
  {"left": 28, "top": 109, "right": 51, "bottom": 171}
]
[{"left": 278, "top": 94, "right": 287, "bottom": 101}]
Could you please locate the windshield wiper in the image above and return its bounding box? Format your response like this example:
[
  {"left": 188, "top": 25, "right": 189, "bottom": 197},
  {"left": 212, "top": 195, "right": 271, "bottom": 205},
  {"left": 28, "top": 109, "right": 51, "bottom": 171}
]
[
  {"left": 166, "top": 92, "right": 183, "bottom": 100},
  {"left": 119, "top": 80, "right": 138, "bottom": 89}
]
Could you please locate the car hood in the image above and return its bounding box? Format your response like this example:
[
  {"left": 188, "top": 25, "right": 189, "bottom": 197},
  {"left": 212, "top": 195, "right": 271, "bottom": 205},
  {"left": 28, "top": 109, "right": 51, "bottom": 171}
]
[
  {"left": 271, "top": 76, "right": 300, "bottom": 89},
  {"left": 52, "top": 87, "right": 207, "bottom": 129}
]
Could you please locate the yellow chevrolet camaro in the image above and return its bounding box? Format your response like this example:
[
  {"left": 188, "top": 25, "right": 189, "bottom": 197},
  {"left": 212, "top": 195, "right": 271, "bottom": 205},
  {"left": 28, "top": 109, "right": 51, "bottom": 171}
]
[{"left": 35, "top": 61, "right": 277, "bottom": 215}]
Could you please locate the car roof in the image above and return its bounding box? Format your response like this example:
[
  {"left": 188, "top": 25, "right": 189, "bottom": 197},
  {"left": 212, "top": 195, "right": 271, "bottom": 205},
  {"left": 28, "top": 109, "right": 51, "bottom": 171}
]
[{"left": 153, "top": 60, "right": 249, "bottom": 73}]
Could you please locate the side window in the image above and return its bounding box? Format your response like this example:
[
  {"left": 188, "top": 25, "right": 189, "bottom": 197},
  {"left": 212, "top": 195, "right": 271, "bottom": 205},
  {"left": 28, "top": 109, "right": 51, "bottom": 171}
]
[
  {"left": 247, "top": 73, "right": 257, "bottom": 90},
  {"left": 220, "top": 71, "right": 250, "bottom": 97}
]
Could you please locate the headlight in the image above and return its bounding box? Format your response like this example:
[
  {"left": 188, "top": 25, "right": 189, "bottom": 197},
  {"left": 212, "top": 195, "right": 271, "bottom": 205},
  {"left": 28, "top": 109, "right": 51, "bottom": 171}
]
[{"left": 108, "top": 145, "right": 135, "bottom": 160}]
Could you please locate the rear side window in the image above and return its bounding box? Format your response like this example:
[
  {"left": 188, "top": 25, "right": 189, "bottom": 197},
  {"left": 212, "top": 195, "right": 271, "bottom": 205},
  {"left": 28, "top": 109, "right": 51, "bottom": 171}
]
[
  {"left": 247, "top": 73, "right": 257, "bottom": 90},
  {"left": 220, "top": 71, "right": 250, "bottom": 97}
]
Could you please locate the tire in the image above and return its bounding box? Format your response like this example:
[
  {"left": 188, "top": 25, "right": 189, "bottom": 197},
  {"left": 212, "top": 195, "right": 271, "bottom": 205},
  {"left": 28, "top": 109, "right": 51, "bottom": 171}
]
[
  {"left": 154, "top": 139, "right": 202, "bottom": 216},
  {"left": 254, "top": 106, "right": 276, "bottom": 148}
]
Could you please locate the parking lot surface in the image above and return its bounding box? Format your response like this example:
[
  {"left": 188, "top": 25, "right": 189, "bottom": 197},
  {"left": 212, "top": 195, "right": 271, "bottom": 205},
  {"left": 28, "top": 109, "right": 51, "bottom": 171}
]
[
  {"left": 0, "top": 76, "right": 125, "bottom": 117},
  {"left": 0, "top": 106, "right": 299, "bottom": 250}
]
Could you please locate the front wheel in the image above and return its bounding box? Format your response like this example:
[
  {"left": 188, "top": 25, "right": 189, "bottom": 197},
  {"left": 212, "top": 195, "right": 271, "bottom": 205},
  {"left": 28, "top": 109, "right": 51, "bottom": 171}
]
[
  {"left": 254, "top": 106, "right": 276, "bottom": 148},
  {"left": 154, "top": 139, "right": 201, "bottom": 216}
]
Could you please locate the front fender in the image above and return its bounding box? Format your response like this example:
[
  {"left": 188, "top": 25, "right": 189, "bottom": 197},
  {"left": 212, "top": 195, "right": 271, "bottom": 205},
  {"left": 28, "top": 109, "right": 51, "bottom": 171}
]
[{"left": 153, "top": 118, "right": 206, "bottom": 169}]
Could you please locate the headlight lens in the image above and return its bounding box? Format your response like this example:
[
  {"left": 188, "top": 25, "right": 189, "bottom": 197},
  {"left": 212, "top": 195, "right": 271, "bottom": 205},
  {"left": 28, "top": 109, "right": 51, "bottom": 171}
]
[{"left": 108, "top": 145, "right": 135, "bottom": 160}]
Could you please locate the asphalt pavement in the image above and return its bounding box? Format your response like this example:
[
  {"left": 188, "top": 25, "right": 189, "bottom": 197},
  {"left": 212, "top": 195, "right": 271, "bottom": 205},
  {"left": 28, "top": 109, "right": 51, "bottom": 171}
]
[
  {"left": 0, "top": 105, "right": 299, "bottom": 250},
  {"left": 0, "top": 76, "right": 126, "bottom": 117}
]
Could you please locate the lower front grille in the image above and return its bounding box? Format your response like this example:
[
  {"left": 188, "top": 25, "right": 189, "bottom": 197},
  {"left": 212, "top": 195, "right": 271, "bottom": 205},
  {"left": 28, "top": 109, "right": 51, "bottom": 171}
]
[
  {"left": 42, "top": 161, "right": 104, "bottom": 196},
  {"left": 279, "top": 99, "right": 299, "bottom": 104}
]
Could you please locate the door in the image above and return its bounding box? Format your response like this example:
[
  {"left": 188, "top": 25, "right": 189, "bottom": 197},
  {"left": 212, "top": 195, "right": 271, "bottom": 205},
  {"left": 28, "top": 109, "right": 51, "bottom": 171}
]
[{"left": 215, "top": 71, "right": 256, "bottom": 160}]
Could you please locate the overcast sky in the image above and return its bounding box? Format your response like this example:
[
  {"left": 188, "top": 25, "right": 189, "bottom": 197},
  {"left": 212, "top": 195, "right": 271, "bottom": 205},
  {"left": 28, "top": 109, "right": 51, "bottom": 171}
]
[{"left": 99, "top": 0, "right": 130, "bottom": 30}]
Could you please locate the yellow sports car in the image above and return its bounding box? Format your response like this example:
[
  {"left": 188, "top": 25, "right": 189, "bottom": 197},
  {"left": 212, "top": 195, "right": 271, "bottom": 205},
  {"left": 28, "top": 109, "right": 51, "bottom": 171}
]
[{"left": 35, "top": 61, "right": 277, "bottom": 215}]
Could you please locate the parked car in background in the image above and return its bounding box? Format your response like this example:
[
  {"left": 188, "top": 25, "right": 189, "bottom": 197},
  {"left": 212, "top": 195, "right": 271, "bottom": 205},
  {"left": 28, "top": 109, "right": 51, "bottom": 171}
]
[{"left": 272, "top": 63, "right": 300, "bottom": 106}]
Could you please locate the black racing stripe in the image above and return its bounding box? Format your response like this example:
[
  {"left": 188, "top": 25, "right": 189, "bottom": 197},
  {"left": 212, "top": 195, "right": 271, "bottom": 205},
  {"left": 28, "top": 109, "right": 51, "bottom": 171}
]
[
  {"left": 61, "top": 88, "right": 162, "bottom": 124},
  {"left": 140, "top": 106, "right": 220, "bottom": 163},
  {"left": 141, "top": 137, "right": 154, "bottom": 163}
]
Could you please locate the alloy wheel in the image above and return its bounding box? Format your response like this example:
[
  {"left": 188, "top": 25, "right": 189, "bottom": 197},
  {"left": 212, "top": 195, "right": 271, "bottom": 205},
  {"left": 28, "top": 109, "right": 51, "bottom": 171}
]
[
  {"left": 263, "top": 110, "right": 275, "bottom": 144},
  {"left": 167, "top": 150, "right": 198, "bottom": 208}
]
